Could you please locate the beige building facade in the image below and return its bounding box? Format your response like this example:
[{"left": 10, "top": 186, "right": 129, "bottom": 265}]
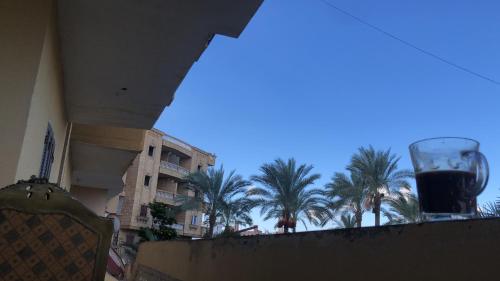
[{"left": 113, "top": 129, "right": 215, "bottom": 243}]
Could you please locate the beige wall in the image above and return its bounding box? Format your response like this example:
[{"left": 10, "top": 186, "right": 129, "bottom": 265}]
[
  {"left": 157, "top": 178, "right": 177, "bottom": 193},
  {"left": 15, "top": 6, "right": 70, "bottom": 188},
  {"left": 135, "top": 219, "right": 500, "bottom": 281},
  {"left": 0, "top": 0, "right": 54, "bottom": 187},
  {"left": 71, "top": 185, "right": 108, "bottom": 216},
  {"left": 120, "top": 130, "right": 163, "bottom": 230}
]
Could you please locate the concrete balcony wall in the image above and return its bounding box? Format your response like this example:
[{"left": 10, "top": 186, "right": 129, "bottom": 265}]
[
  {"left": 159, "top": 161, "right": 189, "bottom": 179},
  {"left": 134, "top": 219, "right": 500, "bottom": 281},
  {"left": 157, "top": 178, "right": 177, "bottom": 194},
  {"left": 155, "top": 190, "right": 176, "bottom": 206}
]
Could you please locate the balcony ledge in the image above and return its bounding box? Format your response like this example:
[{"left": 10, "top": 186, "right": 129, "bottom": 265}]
[{"left": 134, "top": 218, "right": 500, "bottom": 281}]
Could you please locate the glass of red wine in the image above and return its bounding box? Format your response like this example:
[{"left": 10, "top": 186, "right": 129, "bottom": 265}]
[{"left": 409, "top": 137, "right": 489, "bottom": 221}]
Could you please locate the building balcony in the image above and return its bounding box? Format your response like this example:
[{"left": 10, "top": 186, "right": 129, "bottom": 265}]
[
  {"left": 159, "top": 161, "right": 190, "bottom": 179},
  {"left": 164, "top": 136, "right": 192, "bottom": 152},
  {"left": 136, "top": 215, "right": 149, "bottom": 225},
  {"left": 155, "top": 190, "right": 177, "bottom": 205},
  {"left": 171, "top": 223, "right": 185, "bottom": 235}
]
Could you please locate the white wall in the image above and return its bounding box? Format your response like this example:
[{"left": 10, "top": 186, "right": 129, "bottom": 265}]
[
  {"left": 15, "top": 5, "right": 70, "bottom": 187},
  {"left": 71, "top": 185, "right": 108, "bottom": 216},
  {"left": 0, "top": 0, "right": 52, "bottom": 187}
]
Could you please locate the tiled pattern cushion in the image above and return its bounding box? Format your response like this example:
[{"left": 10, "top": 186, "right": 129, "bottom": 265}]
[{"left": 0, "top": 209, "right": 98, "bottom": 281}]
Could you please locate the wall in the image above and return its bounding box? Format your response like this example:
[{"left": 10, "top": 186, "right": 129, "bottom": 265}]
[
  {"left": 157, "top": 178, "right": 177, "bottom": 193},
  {"left": 0, "top": 0, "right": 53, "bottom": 187},
  {"left": 120, "top": 130, "right": 163, "bottom": 230},
  {"left": 15, "top": 4, "right": 70, "bottom": 187},
  {"left": 134, "top": 219, "right": 500, "bottom": 281},
  {"left": 70, "top": 185, "right": 108, "bottom": 216}
]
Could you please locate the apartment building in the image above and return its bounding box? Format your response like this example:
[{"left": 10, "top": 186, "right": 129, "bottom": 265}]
[{"left": 115, "top": 129, "right": 215, "bottom": 243}]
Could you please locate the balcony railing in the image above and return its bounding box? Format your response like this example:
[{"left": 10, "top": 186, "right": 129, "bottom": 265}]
[
  {"left": 170, "top": 224, "right": 184, "bottom": 231},
  {"left": 164, "top": 136, "right": 192, "bottom": 151},
  {"left": 160, "top": 161, "right": 190, "bottom": 176},
  {"left": 156, "top": 190, "right": 175, "bottom": 202},
  {"left": 136, "top": 215, "right": 149, "bottom": 224}
]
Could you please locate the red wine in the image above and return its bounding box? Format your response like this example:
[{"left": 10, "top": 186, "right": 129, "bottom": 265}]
[{"left": 416, "top": 170, "right": 477, "bottom": 214}]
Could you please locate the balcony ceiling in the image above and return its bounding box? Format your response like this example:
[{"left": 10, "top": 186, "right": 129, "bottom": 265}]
[
  {"left": 70, "top": 141, "right": 138, "bottom": 197},
  {"left": 57, "top": 0, "right": 263, "bottom": 129}
]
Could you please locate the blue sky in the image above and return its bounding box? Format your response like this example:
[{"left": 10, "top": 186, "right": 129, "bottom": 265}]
[{"left": 156, "top": 0, "right": 500, "bottom": 232}]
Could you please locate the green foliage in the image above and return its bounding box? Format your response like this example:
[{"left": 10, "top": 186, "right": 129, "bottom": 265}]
[
  {"left": 347, "top": 146, "right": 413, "bottom": 226},
  {"left": 382, "top": 191, "right": 422, "bottom": 224},
  {"left": 216, "top": 227, "right": 241, "bottom": 238},
  {"left": 480, "top": 192, "right": 500, "bottom": 217},
  {"left": 324, "top": 172, "right": 366, "bottom": 227},
  {"left": 249, "top": 158, "right": 327, "bottom": 233},
  {"left": 185, "top": 165, "right": 251, "bottom": 238},
  {"left": 219, "top": 198, "right": 256, "bottom": 229},
  {"left": 335, "top": 214, "right": 357, "bottom": 228},
  {"left": 138, "top": 202, "right": 177, "bottom": 242}
]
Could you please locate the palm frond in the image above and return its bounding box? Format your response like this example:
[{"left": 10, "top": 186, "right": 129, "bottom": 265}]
[
  {"left": 249, "top": 158, "right": 323, "bottom": 231},
  {"left": 185, "top": 165, "right": 252, "bottom": 237}
]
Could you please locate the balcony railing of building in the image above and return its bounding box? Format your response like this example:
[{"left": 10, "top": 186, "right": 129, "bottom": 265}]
[
  {"left": 170, "top": 224, "right": 184, "bottom": 231},
  {"left": 136, "top": 215, "right": 149, "bottom": 224},
  {"left": 164, "top": 136, "right": 192, "bottom": 151},
  {"left": 156, "top": 189, "right": 176, "bottom": 202},
  {"left": 160, "top": 160, "right": 190, "bottom": 176}
]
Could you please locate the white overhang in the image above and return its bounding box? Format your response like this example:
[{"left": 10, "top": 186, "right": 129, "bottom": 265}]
[
  {"left": 57, "top": 0, "right": 263, "bottom": 129},
  {"left": 70, "top": 124, "right": 146, "bottom": 197}
]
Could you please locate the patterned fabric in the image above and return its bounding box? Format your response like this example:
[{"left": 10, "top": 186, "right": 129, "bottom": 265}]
[{"left": 0, "top": 209, "right": 98, "bottom": 281}]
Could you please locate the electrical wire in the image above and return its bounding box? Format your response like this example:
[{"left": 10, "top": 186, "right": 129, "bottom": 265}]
[{"left": 320, "top": 0, "right": 500, "bottom": 86}]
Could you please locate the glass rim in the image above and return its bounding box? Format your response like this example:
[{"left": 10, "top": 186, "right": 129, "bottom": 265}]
[{"left": 409, "top": 137, "right": 479, "bottom": 149}]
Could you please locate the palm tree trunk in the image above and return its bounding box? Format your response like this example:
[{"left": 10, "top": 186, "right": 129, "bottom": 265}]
[
  {"left": 374, "top": 193, "right": 382, "bottom": 226},
  {"left": 356, "top": 211, "right": 362, "bottom": 228},
  {"left": 283, "top": 225, "right": 289, "bottom": 233},
  {"left": 374, "top": 208, "right": 381, "bottom": 226},
  {"left": 208, "top": 213, "right": 216, "bottom": 237}
]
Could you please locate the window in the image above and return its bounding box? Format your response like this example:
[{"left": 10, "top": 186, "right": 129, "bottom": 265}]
[
  {"left": 148, "top": 145, "right": 155, "bottom": 157},
  {"left": 39, "top": 124, "right": 55, "bottom": 179},
  {"left": 197, "top": 165, "right": 202, "bottom": 171},
  {"left": 191, "top": 215, "right": 198, "bottom": 225},
  {"left": 139, "top": 205, "right": 148, "bottom": 217},
  {"left": 144, "top": 175, "right": 151, "bottom": 186}
]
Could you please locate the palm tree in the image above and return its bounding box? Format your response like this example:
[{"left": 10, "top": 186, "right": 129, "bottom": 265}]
[
  {"left": 479, "top": 192, "right": 500, "bottom": 217},
  {"left": 324, "top": 172, "right": 366, "bottom": 227},
  {"left": 186, "top": 166, "right": 251, "bottom": 238},
  {"left": 335, "top": 214, "right": 357, "bottom": 229},
  {"left": 382, "top": 191, "right": 421, "bottom": 224},
  {"left": 348, "top": 146, "right": 413, "bottom": 226},
  {"left": 219, "top": 198, "right": 255, "bottom": 231},
  {"left": 249, "top": 158, "right": 326, "bottom": 233}
]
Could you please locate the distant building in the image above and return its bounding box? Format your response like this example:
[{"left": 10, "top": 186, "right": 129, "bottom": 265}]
[
  {"left": 240, "top": 226, "right": 263, "bottom": 236},
  {"left": 108, "top": 129, "right": 215, "bottom": 246}
]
